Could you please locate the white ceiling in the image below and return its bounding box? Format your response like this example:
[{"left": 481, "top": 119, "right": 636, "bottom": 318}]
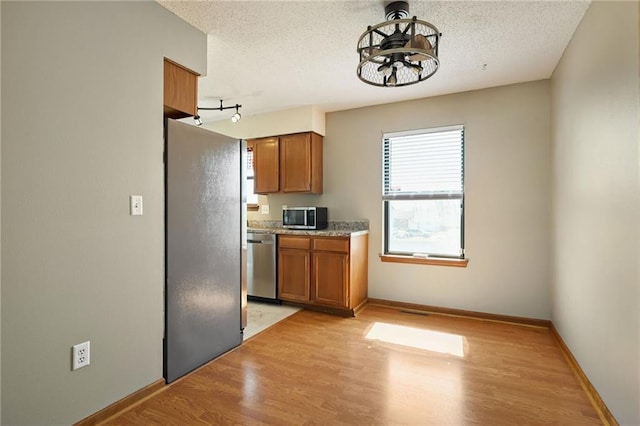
[{"left": 158, "top": 0, "right": 590, "bottom": 123}]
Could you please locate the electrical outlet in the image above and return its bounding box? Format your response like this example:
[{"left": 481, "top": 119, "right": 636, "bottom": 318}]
[
  {"left": 261, "top": 204, "right": 269, "bottom": 215},
  {"left": 72, "top": 341, "right": 90, "bottom": 370}
]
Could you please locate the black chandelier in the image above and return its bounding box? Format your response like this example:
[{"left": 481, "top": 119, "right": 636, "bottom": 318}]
[
  {"left": 194, "top": 100, "right": 242, "bottom": 126},
  {"left": 357, "top": 1, "right": 441, "bottom": 87}
]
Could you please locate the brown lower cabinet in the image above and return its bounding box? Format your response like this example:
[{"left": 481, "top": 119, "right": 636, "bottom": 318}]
[{"left": 278, "top": 233, "right": 368, "bottom": 316}]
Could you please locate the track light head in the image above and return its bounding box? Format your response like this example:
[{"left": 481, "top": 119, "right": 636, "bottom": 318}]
[
  {"left": 231, "top": 106, "right": 241, "bottom": 123},
  {"left": 194, "top": 115, "right": 203, "bottom": 126}
]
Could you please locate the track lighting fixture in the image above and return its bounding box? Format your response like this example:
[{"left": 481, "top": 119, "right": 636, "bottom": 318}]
[{"left": 193, "top": 100, "right": 242, "bottom": 126}]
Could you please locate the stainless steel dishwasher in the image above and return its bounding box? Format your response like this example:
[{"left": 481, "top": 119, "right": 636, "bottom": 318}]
[{"left": 247, "top": 232, "right": 277, "bottom": 301}]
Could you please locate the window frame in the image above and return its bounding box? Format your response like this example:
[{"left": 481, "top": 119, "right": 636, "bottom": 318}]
[
  {"left": 381, "top": 125, "right": 467, "bottom": 265},
  {"left": 246, "top": 144, "right": 259, "bottom": 211}
]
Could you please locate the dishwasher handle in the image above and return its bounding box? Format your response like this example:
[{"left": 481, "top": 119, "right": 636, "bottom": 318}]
[{"left": 247, "top": 239, "right": 274, "bottom": 244}]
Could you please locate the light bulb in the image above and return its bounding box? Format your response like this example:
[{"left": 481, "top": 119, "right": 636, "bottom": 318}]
[
  {"left": 409, "top": 63, "right": 423, "bottom": 75},
  {"left": 387, "top": 67, "right": 398, "bottom": 86},
  {"left": 377, "top": 63, "right": 392, "bottom": 77}
]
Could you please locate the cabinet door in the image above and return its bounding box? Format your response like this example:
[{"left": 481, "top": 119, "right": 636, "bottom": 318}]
[
  {"left": 278, "top": 249, "right": 310, "bottom": 302},
  {"left": 280, "top": 133, "right": 312, "bottom": 192},
  {"left": 312, "top": 252, "right": 349, "bottom": 308},
  {"left": 252, "top": 137, "right": 280, "bottom": 193},
  {"left": 163, "top": 59, "right": 199, "bottom": 118}
]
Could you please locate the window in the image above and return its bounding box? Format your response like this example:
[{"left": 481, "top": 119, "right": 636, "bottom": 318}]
[
  {"left": 382, "top": 125, "right": 465, "bottom": 261},
  {"left": 246, "top": 147, "right": 259, "bottom": 208}
]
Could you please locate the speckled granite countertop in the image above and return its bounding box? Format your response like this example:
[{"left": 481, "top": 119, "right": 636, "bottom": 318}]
[{"left": 248, "top": 220, "right": 369, "bottom": 237}]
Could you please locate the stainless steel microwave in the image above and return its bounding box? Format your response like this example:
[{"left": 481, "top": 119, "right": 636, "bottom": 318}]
[{"left": 282, "top": 207, "right": 328, "bottom": 230}]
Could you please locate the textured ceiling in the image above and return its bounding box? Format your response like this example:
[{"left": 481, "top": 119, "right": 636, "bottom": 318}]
[{"left": 158, "top": 0, "right": 590, "bottom": 123}]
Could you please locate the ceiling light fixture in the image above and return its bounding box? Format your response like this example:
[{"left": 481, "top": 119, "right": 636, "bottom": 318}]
[
  {"left": 357, "top": 1, "right": 441, "bottom": 88},
  {"left": 193, "top": 100, "right": 242, "bottom": 126}
]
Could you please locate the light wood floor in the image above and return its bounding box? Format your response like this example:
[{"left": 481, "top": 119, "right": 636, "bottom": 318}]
[{"left": 105, "top": 305, "right": 601, "bottom": 425}]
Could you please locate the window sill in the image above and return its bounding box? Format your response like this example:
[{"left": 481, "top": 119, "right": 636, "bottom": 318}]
[
  {"left": 247, "top": 204, "right": 259, "bottom": 212},
  {"left": 380, "top": 254, "right": 469, "bottom": 267}
]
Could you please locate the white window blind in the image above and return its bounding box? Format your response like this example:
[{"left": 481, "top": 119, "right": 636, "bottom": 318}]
[{"left": 383, "top": 125, "right": 464, "bottom": 200}]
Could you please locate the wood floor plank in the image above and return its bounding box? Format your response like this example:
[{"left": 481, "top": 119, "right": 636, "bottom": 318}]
[{"left": 104, "top": 305, "right": 601, "bottom": 425}]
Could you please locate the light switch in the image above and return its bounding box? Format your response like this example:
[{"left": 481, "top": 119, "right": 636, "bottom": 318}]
[{"left": 130, "top": 195, "right": 143, "bottom": 216}]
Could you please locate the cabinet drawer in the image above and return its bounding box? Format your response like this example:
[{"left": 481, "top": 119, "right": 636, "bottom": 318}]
[
  {"left": 279, "top": 236, "right": 311, "bottom": 250},
  {"left": 313, "top": 237, "right": 349, "bottom": 253}
]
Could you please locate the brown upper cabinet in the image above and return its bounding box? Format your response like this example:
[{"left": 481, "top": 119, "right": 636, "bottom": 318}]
[
  {"left": 163, "top": 58, "right": 199, "bottom": 119},
  {"left": 250, "top": 137, "right": 280, "bottom": 193},
  {"left": 248, "top": 132, "right": 323, "bottom": 194}
]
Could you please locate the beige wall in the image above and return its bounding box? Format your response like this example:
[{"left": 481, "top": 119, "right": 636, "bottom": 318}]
[
  {"left": 205, "top": 105, "right": 326, "bottom": 138},
  {"left": 550, "top": 1, "right": 640, "bottom": 424},
  {"left": 253, "top": 81, "right": 552, "bottom": 319},
  {"left": 1, "top": 2, "right": 206, "bottom": 424}
]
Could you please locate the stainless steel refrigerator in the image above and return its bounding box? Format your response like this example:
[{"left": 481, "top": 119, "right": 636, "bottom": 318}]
[{"left": 164, "top": 119, "right": 247, "bottom": 383}]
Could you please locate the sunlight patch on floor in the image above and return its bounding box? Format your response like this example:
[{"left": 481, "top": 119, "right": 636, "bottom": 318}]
[{"left": 365, "top": 322, "right": 465, "bottom": 357}]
